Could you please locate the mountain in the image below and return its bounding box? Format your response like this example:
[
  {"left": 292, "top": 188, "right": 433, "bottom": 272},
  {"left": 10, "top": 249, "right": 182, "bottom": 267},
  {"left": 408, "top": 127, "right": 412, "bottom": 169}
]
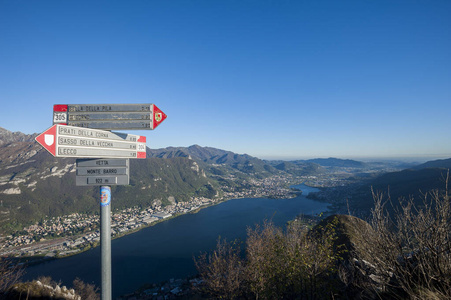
[
  {"left": 0, "top": 127, "right": 37, "bottom": 146},
  {"left": 370, "top": 168, "right": 447, "bottom": 196},
  {"left": 0, "top": 132, "right": 219, "bottom": 233},
  {"left": 411, "top": 158, "right": 451, "bottom": 170},
  {"left": 149, "top": 145, "right": 277, "bottom": 176},
  {"left": 270, "top": 161, "right": 325, "bottom": 176},
  {"left": 0, "top": 127, "right": 40, "bottom": 166},
  {"left": 306, "top": 156, "right": 451, "bottom": 216},
  {"left": 343, "top": 167, "right": 450, "bottom": 214},
  {"left": 305, "top": 157, "right": 367, "bottom": 168},
  {"left": 367, "top": 157, "right": 451, "bottom": 203},
  {"left": 0, "top": 128, "right": 288, "bottom": 233},
  {"left": 265, "top": 157, "right": 367, "bottom": 177},
  {"left": 3, "top": 126, "right": 447, "bottom": 234}
]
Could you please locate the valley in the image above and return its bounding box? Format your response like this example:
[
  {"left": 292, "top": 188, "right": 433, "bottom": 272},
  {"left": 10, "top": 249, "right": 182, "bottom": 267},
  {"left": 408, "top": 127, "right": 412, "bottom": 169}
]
[{"left": 1, "top": 127, "right": 450, "bottom": 262}]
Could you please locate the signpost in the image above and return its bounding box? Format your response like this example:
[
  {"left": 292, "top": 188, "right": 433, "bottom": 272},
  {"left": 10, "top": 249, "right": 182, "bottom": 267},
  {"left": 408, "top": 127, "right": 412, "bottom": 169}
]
[
  {"left": 35, "top": 103, "right": 167, "bottom": 300},
  {"left": 76, "top": 159, "right": 130, "bottom": 186},
  {"left": 53, "top": 103, "right": 167, "bottom": 130},
  {"left": 35, "top": 124, "right": 147, "bottom": 159}
]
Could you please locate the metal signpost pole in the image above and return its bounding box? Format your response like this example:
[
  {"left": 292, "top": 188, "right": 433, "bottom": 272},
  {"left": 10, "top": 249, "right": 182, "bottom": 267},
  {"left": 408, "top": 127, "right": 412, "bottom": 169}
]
[{"left": 100, "top": 186, "right": 112, "bottom": 300}]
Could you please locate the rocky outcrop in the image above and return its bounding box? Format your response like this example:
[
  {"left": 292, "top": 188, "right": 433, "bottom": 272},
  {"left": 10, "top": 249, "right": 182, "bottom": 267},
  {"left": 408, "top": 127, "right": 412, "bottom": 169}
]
[{"left": 10, "top": 280, "right": 82, "bottom": 300}]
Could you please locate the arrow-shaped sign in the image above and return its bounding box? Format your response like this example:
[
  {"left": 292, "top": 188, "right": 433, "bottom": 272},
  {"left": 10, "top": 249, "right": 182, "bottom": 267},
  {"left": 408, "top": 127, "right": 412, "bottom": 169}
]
[
  {"left": 53, "top": 103, "right": 167, "bottom": 130},
  {"left": 35, "top": 124, "right": 57, "bottom": 156},
  {"left": 36, "top": 124, "right": 147, "bottom": 159}
]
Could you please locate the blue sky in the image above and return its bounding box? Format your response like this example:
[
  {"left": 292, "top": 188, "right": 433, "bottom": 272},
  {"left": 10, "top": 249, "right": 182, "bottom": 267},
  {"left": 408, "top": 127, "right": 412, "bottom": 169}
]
[{"left": 1, "top": 0, "right": 450, "bottom": 160}]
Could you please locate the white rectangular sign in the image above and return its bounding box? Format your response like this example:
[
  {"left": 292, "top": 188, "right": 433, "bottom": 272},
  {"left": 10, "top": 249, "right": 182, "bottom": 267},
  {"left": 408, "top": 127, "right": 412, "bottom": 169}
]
[
  {"left": 76, "top": 159, "right": 130, "bottom": 186},
  {"left": 75, "top": 175, "right": 130, "bottom": 186},
  {"left": 36, "top": 124, "right": 147, "bottom": 159},
  {"left": 76, "top": 167, "right": 128, "bottom": 176},
  {"left": 76, "top": 159, "right": 129, "bottom": 167}
]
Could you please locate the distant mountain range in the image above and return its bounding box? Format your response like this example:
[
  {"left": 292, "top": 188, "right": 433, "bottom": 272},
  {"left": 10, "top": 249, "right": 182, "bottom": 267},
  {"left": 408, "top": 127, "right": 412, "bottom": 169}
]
[
  {"left": 0, "top": 126, "right": 450, "bottom": 233},
  {"left": 411, "top": 158, "right": 451, "bottom": 170},
  {"left": 305, "top": 157, "right": 367, "bottom": 168},
  {"left": 332, "top": 159, "right": 451, "bottom": 215},
  {"left": 269, "top": 161, "right": 325, "bottom": 176}
]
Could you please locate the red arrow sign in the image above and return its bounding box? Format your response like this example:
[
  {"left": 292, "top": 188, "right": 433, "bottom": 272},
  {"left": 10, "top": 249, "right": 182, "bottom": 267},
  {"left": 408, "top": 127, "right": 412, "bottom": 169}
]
[
  {"left": 152, "top": 104, "right": 167, "bottom": 129},
  {"left": 35, "top": 124, "right": 147, "bottom": 158},
  {"left": 35, "top": 125, "right": 57, "bottom": 156},
  {"left": 52, "top": 103, "right": 167, "bottom": 130}
]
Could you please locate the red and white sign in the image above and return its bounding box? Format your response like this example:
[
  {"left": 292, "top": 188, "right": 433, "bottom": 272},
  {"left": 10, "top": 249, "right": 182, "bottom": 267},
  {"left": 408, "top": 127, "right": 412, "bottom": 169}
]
[
  {"left": 35, "top": 124, "right": 147, "bottom": 159},
  {"left": 53, "top": 103, "right": 167, "bottom": 130},
  {"left": 35, "top": 124, "right": 57, "bottom": 156},
  {"left": 152, "top": 104, "right": 167, "bottom": 129}
]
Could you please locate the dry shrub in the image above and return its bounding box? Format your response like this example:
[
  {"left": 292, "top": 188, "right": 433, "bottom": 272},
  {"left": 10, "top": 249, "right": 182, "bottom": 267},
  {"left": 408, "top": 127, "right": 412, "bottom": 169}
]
[
  {"left": 356, "top": 175, "right": 451, "bottom": 299},
  {"left": 194, "top": 238, "right": 244, "bottom": 299},
  {"left": 196, "top": 219, "right": 343, "bottom": 300},
  {"left": 0, "top": 257, "right": 24, "bottom": 296},
  {"left": 72, "top": 277, "right": 100, "bottom": 300}
]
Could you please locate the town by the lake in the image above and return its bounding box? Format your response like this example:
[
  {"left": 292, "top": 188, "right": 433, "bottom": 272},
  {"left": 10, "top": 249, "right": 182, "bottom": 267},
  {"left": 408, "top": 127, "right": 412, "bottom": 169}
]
[{"left": 0, "top": 173, "right": 321, "bottom": 259}]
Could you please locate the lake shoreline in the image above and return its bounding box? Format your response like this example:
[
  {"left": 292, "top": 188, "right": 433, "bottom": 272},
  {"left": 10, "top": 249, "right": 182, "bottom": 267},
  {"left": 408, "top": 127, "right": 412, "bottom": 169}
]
[
  {"left": 18, "top": 189, "right": 324, "bottom": 264},
  {"left": 22, "top": 184, "right": 332, "bottom": 298}
]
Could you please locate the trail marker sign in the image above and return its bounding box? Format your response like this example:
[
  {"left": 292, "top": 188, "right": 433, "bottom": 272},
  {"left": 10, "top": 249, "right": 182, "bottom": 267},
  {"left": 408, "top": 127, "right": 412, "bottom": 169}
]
[
  {"left": 76, "top": 159, "right": 129, "bottom": 186},
  {"left": 35, "top": 124, "right": 147, "bottom": 159},
  {"left": 53, "top": 103, "right": 167, "bottom": 130},
  {"left": 36, "top": 103, "right": 167, "bottom": 300}
]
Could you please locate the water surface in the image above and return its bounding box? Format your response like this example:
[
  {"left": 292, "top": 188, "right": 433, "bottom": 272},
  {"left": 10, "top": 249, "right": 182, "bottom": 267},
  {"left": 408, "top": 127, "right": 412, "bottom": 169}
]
[{"left": 24, "top": 189, "right": 328, "bottom": 297}]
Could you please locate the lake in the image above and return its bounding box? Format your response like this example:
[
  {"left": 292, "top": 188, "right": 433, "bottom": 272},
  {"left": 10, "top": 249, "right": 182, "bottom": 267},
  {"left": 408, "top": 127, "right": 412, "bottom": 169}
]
[{"left": 24, "top": 184, "right": 328, "bottom": 298}]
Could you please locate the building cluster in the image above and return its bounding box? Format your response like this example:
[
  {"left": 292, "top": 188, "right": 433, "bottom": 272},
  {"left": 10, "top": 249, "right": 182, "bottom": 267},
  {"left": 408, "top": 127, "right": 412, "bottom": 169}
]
[
  {"left": 220, "top": 174, "right": 298, "bottom": 199},
  {"left": 0, "top": 196, "right": 216, "bottom": 258},
  {"left": 250, "top": 175, "right": 297, "bottom": 198},
  {"left": 0, "top": 174, "right": 301, "bottom": 259}
]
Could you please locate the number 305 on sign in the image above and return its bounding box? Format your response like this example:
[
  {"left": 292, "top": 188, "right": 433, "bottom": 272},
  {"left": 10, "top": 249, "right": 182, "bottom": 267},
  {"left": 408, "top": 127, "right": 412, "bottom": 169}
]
[{"left": 53, "top": 112, "right": 67, "bottom": 123}]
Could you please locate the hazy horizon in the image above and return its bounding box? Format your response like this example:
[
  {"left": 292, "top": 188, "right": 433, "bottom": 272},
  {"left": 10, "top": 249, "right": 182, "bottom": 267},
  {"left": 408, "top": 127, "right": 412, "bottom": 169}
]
[{"left": 1, "top": 125, "right": 449, "bottom": 164}]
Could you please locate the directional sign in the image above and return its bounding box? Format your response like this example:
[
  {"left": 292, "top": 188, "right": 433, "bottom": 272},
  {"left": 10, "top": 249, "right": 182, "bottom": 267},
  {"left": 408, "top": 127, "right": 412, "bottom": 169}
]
[
  {"left": 77, "top": 159, "right": 129, "bottom": 167},
  {"left": 76, "top": 175, "right": 130, "bottom": 186},
  {"left": 35, "top": 124, "right": 147, "bottom": 159},
  {"left": 77, "top": 167, "right": 128, "bottom": 176},
  {"left": 53, "top": 104, "right": 167, "bottom": 130},
  {"left": 76, "top": 159, "right": 130, "bottom": 186}
]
